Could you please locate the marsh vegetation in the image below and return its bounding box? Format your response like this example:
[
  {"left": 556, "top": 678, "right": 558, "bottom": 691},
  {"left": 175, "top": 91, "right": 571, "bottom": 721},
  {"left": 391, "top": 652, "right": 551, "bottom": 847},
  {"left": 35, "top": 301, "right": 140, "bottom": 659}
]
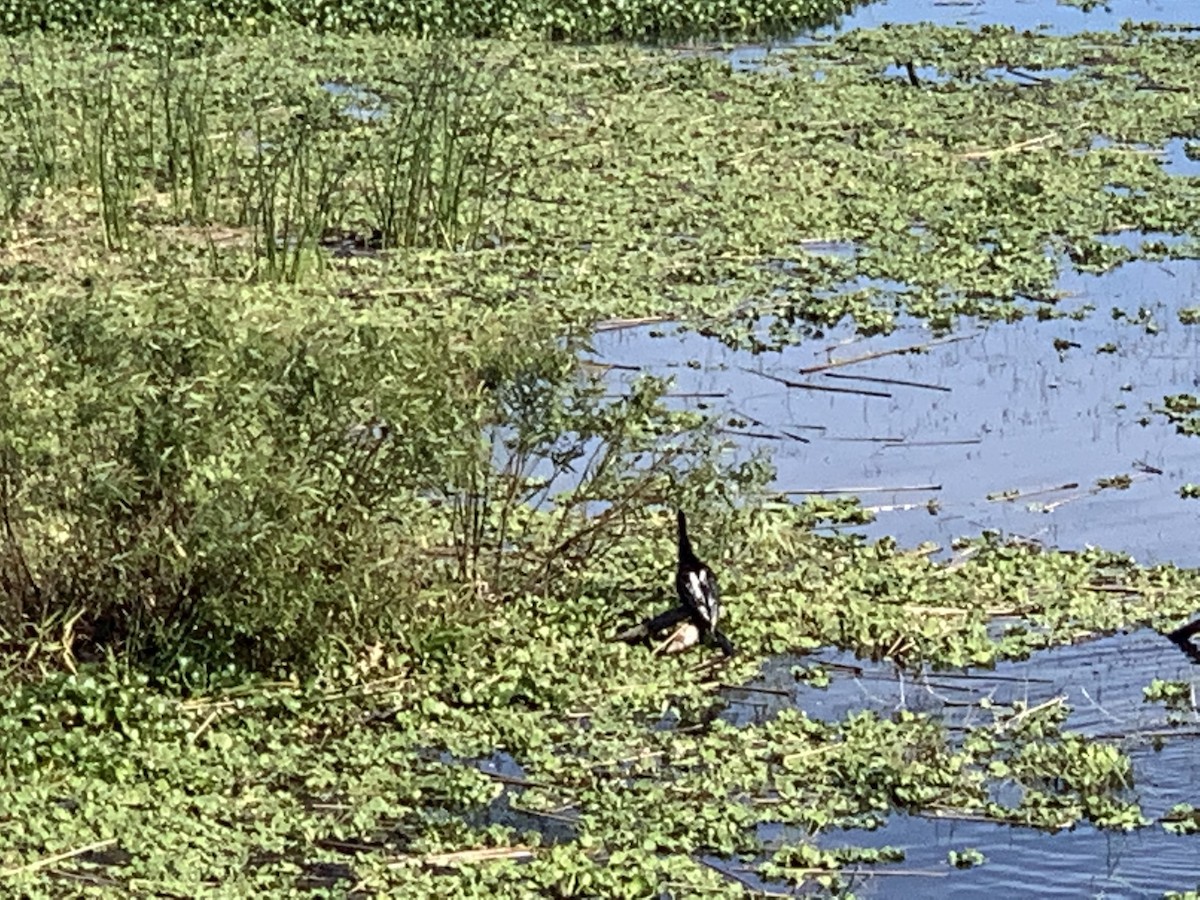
[{"left": 1, "top": 1, "right": 1200, "bottom": 896}]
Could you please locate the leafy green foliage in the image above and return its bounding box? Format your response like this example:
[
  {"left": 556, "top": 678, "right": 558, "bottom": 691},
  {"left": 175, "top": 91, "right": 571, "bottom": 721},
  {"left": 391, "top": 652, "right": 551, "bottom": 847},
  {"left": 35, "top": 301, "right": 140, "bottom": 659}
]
[
  {"left": 0, "top": 0, "right": 862, "bottom": 41},
  {"left": 1143, "top": 678, "right": 1195, "bottom": 711},
  {"left": 2, "top": 20, "right": 1200, "bottom": 899},
  {"left": 8, "top": 27, "right": 1200, "bottom": 336},
  {"left": 0, "top": 278, "right": 742, "bottom": 676},
  {"left": 949, "top": 848, "right": 986, "bottom": 868},
  {"left": 0, "top": 659, "right": 1159, "bottom": 894},
  {"left": 1162, "top": 804, "right": 1200, "bottom": 836},
  {"left": 1156, "top": 394, "right": 1200, "bottom": 436}
]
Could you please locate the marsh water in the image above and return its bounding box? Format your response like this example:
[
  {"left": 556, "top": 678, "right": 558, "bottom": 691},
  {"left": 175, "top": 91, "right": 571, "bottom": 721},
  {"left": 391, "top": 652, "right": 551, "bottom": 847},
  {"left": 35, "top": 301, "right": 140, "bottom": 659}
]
[
  {"left": 833, "top": 0, "right": 1199, "bottom": 36},
  {"left": 589, "top": 2, "right": 1200, "bottom": 895},
  {"left": 594, "top": 251, "right": 1200, "bottom": 568},
  {"left": 722, "top": 631, "right": 1200, "bottom": 896}
]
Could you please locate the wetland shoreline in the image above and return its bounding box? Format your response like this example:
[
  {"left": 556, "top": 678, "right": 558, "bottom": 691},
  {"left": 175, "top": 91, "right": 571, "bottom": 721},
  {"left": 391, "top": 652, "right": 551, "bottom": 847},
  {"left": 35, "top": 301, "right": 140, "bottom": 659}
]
[{"left": 1, "top": 3, "right": 1199, "bottom": 896}]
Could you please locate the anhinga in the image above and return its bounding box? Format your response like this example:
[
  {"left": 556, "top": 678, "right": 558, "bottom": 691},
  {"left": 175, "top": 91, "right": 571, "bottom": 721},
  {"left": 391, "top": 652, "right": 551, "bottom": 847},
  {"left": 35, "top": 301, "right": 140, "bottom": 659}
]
[
  {"left": 614, "top": 510, "right": 735, "bottom": 657},
  {"left": 675, "top": 510, "right": 735, "bottom": 656}
]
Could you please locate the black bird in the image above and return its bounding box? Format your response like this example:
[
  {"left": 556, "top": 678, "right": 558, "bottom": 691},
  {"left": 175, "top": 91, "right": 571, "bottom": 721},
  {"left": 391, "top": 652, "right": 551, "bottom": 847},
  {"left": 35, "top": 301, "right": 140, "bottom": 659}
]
[
  {"left": 1169, "top": 616, "right": 1200, "bottom": 644},
  {"left": 1167, "top": 616, "right": 1200, "bottom": 665},
  {"left": 675, "top": 510, "right": 735, "bottom": 656}
]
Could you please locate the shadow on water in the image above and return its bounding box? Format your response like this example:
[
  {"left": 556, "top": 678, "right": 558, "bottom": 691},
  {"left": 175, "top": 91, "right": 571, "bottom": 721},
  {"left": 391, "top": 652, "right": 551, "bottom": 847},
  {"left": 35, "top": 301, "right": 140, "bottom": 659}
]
[
  {"left": 591, "top": 254, "right": 1200, "bottom": 567},
  {"left": 725, "top": 629, "right": 1200, "bottom": 897}
]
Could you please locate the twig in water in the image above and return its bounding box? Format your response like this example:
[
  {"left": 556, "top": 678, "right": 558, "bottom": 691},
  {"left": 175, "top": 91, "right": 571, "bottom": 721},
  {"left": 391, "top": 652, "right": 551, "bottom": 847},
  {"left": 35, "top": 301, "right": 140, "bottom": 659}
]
[
  {"left": 1005, "top": 67, "right": 1051, "bottom": 84},
  {"left": 593, "top": 316, "right": 672, "bottom": 332},
  {"left": 189, "top": 710, "right": 220, "bottom": 744},
  {"left": 1, "top": 839, "right": 119, "bottom": 877},
  {"left": 865, "top": 502, "right": 934, "bottom": 514},
  {"left": 392, "top": 846, "right": 537, "bottom": 869},
  {"left": 995, "top": 695, "right": 1066, "bottom": 733},
  {"left": 784, "top": 484, "right": 940, "bottom": 495},
  {"left": 718, "top": 683, "right": 791, "bottom": 697},
  {"left": 1081, "top": 583, "right": 1140, "bottom": 595},
  {"left": 824, "top": 372, "right": 951, "bottom": 392},
  {"left": 474, "top": 770, "right": 549, "bottom": 789},
  {"left": 719, "top": 429, "right": 786, "bottom": 440},
  {"left": 603, "top": 391, "right": 726, "bottom": 400},
  {"left": 741, "top": 367, "right": 891, "bottom": 398},
  {"left": 799, "top": 334, "right": 976, "bottom": 375},
  {"left": 780, "top": 430, "right": 812, "bottom": 444},
  {"left": 581, "top": 359, "right": 641, "bottom": 372},
  {"left": 699, "top": 858, "right": 794, "bottom": 897},
  {"left": 730, "top": 410, "right": 821, "bottom": 445},
  {"left": 1039, "top": 491, "right": 1097, "bottom": 513},
  {"left": 506, "top": 804, "right": 578, "bottom": 825},
  {"left": 957, "top": 132, "right": 1058, "bottom": 161},
  {"left": 883, "top": 438, "right": 982, "bottom": 448},
  {"left": 841, "top": 867, "right": 949, "bottom": 878},
  {"left": 987, "top": 482, "right": 1079, "bottom": 502}
]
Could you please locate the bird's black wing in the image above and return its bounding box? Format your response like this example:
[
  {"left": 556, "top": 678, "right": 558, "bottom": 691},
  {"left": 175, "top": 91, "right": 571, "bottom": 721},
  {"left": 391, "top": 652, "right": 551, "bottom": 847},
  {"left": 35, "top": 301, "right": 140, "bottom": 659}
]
[
  {"left": 1168, "top": 616, "right": 1200, "bottom": 643},
  {"left": 678, "top": 565, "right": 721, "bottom": 631}
]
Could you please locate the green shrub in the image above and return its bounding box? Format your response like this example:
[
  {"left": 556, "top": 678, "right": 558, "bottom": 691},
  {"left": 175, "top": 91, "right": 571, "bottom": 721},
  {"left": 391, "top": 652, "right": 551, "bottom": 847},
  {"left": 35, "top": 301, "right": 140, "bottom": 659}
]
[
  {"left": 0, "top": 283, "right": 525, "bottom": 673},
  {"left": 0, "top": 280, "right": 733, "bottom": 679}
]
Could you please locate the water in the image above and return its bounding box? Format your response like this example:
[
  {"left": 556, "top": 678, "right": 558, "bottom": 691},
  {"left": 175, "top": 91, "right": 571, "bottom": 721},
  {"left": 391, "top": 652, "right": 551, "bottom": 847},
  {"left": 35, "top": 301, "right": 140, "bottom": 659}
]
[
  {"left": 728, "top": 0, "right": 1200, "bottom": 73},
  {"left": 591, "top": 27, "right": 1200, "bottom": 881},
  {"left": 590, "top": 248, "right": 1200, "bottom": 888},
  {"left": 826, "top": 0, "right": 1200, "bottom": 37},
  {"left": 591, "top": 253, "right": 1200, "bottom": 568},
  {"left": 723, "top": 630, "right": 1200, "bottom": 897},
  {"left": 578, "top": 3, "right": 1200, "bottom": 892},
  {"left": 321, "top": 81, "right": 388, "bottom": 122}
]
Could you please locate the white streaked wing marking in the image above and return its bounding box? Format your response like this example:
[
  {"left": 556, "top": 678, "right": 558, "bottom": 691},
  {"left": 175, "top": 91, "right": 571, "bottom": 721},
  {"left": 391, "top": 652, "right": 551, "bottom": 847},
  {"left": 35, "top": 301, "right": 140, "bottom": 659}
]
[{"left": 688, "top": 570, "right": 719, "bottom": 626}]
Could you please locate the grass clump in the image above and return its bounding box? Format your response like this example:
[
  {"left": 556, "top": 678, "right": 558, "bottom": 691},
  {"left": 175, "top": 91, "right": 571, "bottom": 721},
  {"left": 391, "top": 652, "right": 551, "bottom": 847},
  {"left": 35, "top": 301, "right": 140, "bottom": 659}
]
[{"left": 1, "top": 37, "right": 514, "bottom": 275}]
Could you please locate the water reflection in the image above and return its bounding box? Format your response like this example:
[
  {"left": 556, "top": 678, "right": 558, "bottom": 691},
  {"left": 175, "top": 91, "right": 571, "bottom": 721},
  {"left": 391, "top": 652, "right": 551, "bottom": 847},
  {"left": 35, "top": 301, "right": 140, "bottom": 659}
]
[
  {"left": 591, "top": 255, "right": 1200, "bottom": 567},
  {"left": 728, "top": 630, "right": 1200, "bottom": 896},
  {"left": 826, "top": 0, "right": 1200, "bottom": 37}
]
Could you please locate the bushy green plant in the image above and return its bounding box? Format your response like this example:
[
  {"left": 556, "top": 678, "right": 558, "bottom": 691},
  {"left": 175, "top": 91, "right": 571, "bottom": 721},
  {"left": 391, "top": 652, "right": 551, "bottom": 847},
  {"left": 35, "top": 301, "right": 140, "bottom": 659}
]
[
  {"left": 0, "top": 284, "right": 440, "bottom": 671},
  {"left": 0, "top": 279, "right": 743, "bottom": 679}
]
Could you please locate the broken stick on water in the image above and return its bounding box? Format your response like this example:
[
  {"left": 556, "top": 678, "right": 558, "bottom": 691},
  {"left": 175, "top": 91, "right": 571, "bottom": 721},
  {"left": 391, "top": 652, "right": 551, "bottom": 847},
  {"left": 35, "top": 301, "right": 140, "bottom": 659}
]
[{"left": 799, "top": 333, "right": 978, "bottom": 375}]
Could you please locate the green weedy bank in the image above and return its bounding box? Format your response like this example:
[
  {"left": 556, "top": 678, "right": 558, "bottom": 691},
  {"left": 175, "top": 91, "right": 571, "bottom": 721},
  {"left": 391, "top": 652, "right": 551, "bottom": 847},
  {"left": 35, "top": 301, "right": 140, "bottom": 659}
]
[
  {"left": 1, "top": 23, "right": 1200, "bottom": 897},
  {"left": 0, "top": 519, "right": 1196, "bottom": 895},
  {"left": 0, "top": 0, "right": 861, "bottom": 41}
]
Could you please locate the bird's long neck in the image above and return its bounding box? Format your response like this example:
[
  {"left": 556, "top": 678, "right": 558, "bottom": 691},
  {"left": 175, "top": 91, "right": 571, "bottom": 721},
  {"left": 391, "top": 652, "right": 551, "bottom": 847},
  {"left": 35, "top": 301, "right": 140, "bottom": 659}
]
[{"left": 676, "top": 510, "right": 699, "bottom": 566}]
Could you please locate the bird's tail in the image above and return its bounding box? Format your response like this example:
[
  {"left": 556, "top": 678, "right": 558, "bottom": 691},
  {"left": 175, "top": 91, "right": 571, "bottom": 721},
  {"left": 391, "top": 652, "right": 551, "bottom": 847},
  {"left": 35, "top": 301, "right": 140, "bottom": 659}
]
[{"left": 712, "top": 629, "right": 736, "bottom": 657}]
